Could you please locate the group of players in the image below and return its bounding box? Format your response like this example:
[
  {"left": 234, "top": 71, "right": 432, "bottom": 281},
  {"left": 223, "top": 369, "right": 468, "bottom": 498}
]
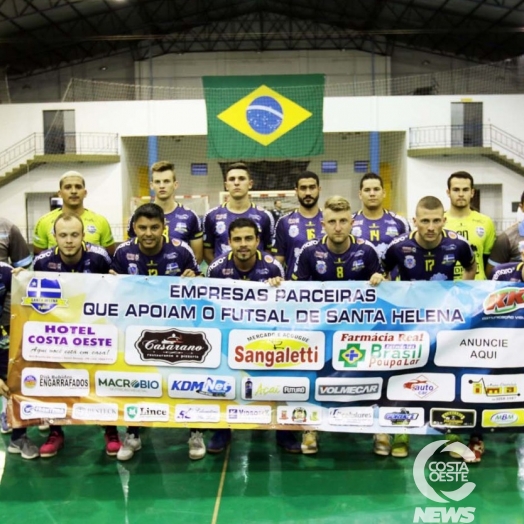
[{"left": 0, "top": 160, "right": 523, "bottom": 464}]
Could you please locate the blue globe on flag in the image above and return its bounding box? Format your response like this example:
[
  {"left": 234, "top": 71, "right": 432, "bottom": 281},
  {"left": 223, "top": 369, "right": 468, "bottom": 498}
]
[{"left": 246, "top": 96, "right": 283, "bottom": 134}]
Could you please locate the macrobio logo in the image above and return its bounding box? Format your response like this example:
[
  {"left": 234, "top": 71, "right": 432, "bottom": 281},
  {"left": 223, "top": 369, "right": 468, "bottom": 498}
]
[
  {"left": 95, "top": 371, "right": 162, "bottom": 397},
  {"left": 413, "top": 440, "right": 476, "bottom": 523}
]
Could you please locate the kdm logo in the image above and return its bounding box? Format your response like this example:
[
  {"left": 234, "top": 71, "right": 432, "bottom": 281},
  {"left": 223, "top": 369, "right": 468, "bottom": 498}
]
[{"left": 413, "top": 440, "right": 476, "bottom": 523}]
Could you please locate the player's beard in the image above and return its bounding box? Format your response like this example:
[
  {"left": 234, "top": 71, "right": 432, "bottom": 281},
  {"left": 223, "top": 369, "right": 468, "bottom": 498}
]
[{"left": 298, "top": 194, "right": 319, "bottom": 209}]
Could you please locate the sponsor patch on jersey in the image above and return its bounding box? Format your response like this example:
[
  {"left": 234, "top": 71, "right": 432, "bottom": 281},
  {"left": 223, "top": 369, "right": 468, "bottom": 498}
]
[{"left": 264, "top": 255, "right": 274, "bottom": 263}]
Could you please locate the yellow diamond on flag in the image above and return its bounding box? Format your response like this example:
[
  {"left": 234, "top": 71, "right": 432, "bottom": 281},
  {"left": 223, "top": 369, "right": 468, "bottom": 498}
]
[{"left": 217, "top": 85, "right": 312, "bottom": 146}]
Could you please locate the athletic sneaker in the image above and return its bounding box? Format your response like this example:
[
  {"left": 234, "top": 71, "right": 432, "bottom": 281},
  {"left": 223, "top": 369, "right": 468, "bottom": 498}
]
[
  {"left": 373, "top": 433, "right": 391, "bottom": 456},
  {"left": 188, "top": 431, "right": 206, "bottom": 460},
  {"left": 116, "top": 433, "right": 142, "bottom": 461},
  {"left": 0, "top": 410, "right": 12, "bottom": 434},
  {"left": 8, "top": 434, "right": 39, "bottom": 460},
  {"left": 276, "top": 430, "right": 301, "bottom": 453},
  {"left": 465, "top": 436, "right": 485, "bottom": 463},
  {"left": 104, "top": 430, "right": 122, "bottom": 456},
  {"left": 391, "top": 434, "right": 409, "bottom": 458},
  {"left": 207, "top": 429, "right": 231, "bottom": 454},
  {"left": 301, "top": 431, "right": 318, "bottom": 455},
  {"left": 445, "top": 433, "right": 463, "bottom": 458},
  {"left": 39, "top": 430, "right": 65, "bottom": 458}
]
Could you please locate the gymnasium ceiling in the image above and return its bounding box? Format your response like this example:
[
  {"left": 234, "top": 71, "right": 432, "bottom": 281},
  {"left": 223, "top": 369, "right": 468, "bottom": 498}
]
[{"left": 1, "top": 0, "right": 524, "bottom": 78}]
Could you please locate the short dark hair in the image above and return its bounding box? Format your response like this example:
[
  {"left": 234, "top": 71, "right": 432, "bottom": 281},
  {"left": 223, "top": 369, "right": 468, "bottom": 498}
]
[
  {"left": 447, "top": 171, "right": 474, "bottom": 189},
  {"left": 359, "top": 172, "right": 383, "bottom": 190},
  {"left": 295, "top": 170, "right": 319, "bottom": 188},
  {"left": 417, "top": 196, "right": 444, "bottom": 212},
  {"left": 226, "top": 162, "right": 251, "bottom": 178},
  {"left": 228, "top": 218, "right": 259, "bottom": 238},
  {"left": 133, "top": 203, "right": 165, "bottom": 223},
  {"left": 521, "top": 190, "right": 524, "bottom": 206}
]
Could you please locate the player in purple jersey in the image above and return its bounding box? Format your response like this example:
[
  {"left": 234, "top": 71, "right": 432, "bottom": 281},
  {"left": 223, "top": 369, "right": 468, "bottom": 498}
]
[
  {"left": 12, "top": 214, "right": 119, "bottom": 459},
  {"left": 127, "top": 161, "right": 203, "bottom": 263},
  {"left": 490, "top": 241, "right": 524, "bottom": 282},
  {"left": 205, "top": 218, "right": 301, "bottom": 455},
  {"left": 382, "top": 197, "right": 476, "bottom": 459},
  {"left": 274, "top": 171, "right": 324, "bottom": 279},
  {"left": 383, "top": 196, "right": 476, "bottom": 282},
  {"left": 111, "top": 203, "right": 199, "bottom": 461},
  {"left": 292, "top": 196, "right": 384, "bottom": 455},
  {"left": 351, "top": 172, "right": 410, "bottom": 259},
  {"left": 292, "top": 197, "right": 384, "bottom": 284},
  {"left": 350, "top": 173, "right": 412, "bottom": 457},
  {"left": 203, "top": 162, "right": 274, "bottom": 264}
]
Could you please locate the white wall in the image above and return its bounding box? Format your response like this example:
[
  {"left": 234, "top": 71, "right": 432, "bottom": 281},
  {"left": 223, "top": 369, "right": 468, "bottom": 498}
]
[{"left": 1, "top": 94, "right": 524, "bottom": 236}]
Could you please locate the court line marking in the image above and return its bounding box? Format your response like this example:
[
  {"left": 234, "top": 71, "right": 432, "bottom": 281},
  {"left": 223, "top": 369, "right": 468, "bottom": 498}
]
[{"left": 211, "top": 443, "right": 231, "bottom": 524}]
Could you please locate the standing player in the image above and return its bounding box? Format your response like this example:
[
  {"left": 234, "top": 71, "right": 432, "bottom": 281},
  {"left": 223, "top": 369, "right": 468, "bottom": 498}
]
[
  {"left": 0, "top": 216, "right": 32, "bottom": 434},
  {"left": 111, "top": 203, "right": 199, "bottom": 461},
  {"left": 383, "top": 196, "right": 476, "bottom": 458},
  {"left": 127, "top": 161, "right": 203, "bottom": 263},
  {"left": 350, "top": 172, "right": 411, "bottom": 456},
  {"left": 292, "top": 196, "right": 384, "bottom": 454},
  {"left": 351, "top": 172, "right": 410, "bottom": 260},
  {"left": 444, "top": 171, "right": 496, "bottom": 280},
  {"left": 203, "top": 162, "right": 274, "bottom": 264},
  {"left": 0, "top": 260, "right": 40, "bottom": 459},
  {"left": 274, "top": 171, "right": 324, "bottom": 279},
  {"left": 31, "top": 213, "right": 119, "bottom": 458},
  {"left": 33, "top": 171, "right": 116, "bottom": 256},
  {"left": 206, "top": 218, "right": 300, "bottom": 454}
]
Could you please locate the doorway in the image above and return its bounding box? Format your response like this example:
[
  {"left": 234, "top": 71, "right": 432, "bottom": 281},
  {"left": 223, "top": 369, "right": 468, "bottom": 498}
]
[
  {"left": 43, "top": 110, "right": 76, "bottom": 154},
  {"left": 451, "top": 102, "right": 483, "bottom": 147}
]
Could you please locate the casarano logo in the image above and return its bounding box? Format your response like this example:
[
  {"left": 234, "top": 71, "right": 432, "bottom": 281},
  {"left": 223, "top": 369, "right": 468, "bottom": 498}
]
[{"left": 413, "top": 440, "right": 476, "bottom": 523}]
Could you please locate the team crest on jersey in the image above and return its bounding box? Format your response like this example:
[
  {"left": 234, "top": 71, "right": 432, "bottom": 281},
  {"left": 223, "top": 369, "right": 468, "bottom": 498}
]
[
  {"left": 128, "top": 263, "right": 139, "bottom": 275},
  {"left": 216, "top": 221, "right": 226, "bottom": 235},
  {"left": 352, "top": 227, "right": 362, "bottom": 237},
  {"left": 264, "top": 255, "right": 273, "bottom": 263},
  {"left": 442, "top": 254, "right": 456, "bottom": 265},
  {"left": 404, "top": 255, "right": 416, "bottom": 269},
  {"left": 22, "top": 277, "right": 68, "bottom": 314},
  {"left": 386, "top": 226, "right": 399, "bottom": 237},
  {"left": 86, "top": 225, "right": 96, "bottom": 234},
  {"left": 476, "top": 226, "right": 485, "bottom": 237},
  {"left": 289, "top": 225, "right": 299, "bottom": 238},
  {"left": 316, "top": 261, "right": 327, "bottom": 274},
  {"left": 166, "top": 263, "right": 180, "bottom": 274}
]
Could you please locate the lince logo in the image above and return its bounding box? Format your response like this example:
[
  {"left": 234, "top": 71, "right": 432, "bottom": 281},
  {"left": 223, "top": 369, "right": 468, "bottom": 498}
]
[
  {"left": 483, "top": 287, "right": 524, "bottom": 315},
  {"left": 134, "top": 328, "right": 212, "bottom": 364}
]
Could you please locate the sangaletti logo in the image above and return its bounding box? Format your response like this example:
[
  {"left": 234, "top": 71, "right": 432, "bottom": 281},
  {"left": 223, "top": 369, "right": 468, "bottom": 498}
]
[{"left": 134, "top": 329, "right": 212, "bottom": 364}]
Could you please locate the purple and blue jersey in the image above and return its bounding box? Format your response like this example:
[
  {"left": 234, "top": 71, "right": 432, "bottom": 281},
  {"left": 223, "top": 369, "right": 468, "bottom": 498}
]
[
  {"left": 273, "top": 210, "right": 324, "bottom": 279},
  {"left": 128, "top": 203, "right": 202, "bottom": 244},
  {"left": 0, "top": 262, "right": 12, "bottom": 312},
  {"left": 490, "top": 262, "right": 524, "bottom": 282},
  {"left": 291, "top": 235, "right": 382, "bottom": 281},
  {"left": 383, "top": 230, "right": 475, "bottom": 281},
  {"left": 111, "top": 238, "right": 199, "bottom": 276},
  {"left": 351, "top": 210, "right": 410, "bottom": 259},
  {"left": 207, "top": 250, "right": 284, "bottom": 281},
  {"left": 203, "top": 203, "right": 274, "bottom": 258},
  {"left": 34, "top": 243, "right": 111, "bottom": 274}
]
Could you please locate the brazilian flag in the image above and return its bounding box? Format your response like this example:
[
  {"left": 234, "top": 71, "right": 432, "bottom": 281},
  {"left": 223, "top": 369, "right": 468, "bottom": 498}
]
[{"left": 203, "top": 74, "right": 325, "bottom": 159}]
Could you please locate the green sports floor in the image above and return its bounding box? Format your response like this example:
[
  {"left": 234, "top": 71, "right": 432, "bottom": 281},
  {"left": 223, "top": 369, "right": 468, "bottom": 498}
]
[{"left": 1, "top": 427, "right": 523, "bottom": 524}]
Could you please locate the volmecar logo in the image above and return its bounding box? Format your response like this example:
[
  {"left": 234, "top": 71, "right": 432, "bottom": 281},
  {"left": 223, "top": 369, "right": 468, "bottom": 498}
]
[
  {"left": 95, "top": 371, "right": 162, "bottom": 397},
  {"left": 315, "top": 377, "right": 383, "bottom": 402}
]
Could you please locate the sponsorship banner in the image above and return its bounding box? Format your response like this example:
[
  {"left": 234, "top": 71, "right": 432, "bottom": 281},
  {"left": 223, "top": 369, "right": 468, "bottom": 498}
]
[{"left": 7, "top": 272, "right": 524, "bottom": 434}]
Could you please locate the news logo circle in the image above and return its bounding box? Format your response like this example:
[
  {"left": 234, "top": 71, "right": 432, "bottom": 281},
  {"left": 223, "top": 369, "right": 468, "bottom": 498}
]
[
  {"left": 413, "top": 439, "right": 476, "bottom": 503},
  {"left": 246, "top": 96, "right": 283, "bottom": 134}
]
